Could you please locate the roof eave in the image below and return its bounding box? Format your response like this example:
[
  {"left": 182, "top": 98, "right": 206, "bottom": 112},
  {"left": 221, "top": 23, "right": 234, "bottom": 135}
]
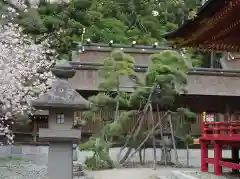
[{"left": 163, "top": 0, "right": 224, "bottom": 40}]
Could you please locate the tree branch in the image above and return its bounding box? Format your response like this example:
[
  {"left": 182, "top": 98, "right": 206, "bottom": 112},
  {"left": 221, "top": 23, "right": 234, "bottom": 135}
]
[{"left": 118, "top": 110, "right": 171, "bottom": 167}]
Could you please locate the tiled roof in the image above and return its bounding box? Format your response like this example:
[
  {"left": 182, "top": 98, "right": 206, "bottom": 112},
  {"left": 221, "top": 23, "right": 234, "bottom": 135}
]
[
  {"left": 187, "top": 74, "right": 240, "bottom": 96},
  {"left": 69, "top": 64, "right": 240, "bottom": 96}
]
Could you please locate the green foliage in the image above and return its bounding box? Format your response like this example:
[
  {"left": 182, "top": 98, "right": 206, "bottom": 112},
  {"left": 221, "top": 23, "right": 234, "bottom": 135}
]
[
  {"left": 149, "top": 51, "right": 188, "bottom": 72},
  {"left": 98, "top": 50, "right": 137, "bottom": 91},
  {"left": 177, "top": 107, "right": 196, "bottom": 123},
  {"left": 102, "top": 122, "right": 123, "bottom": 138},
  {"left": 118, "top": 92, "right": 131, "bottom": 108},
  {"left": 173, "top": 108, "right": 196, "bottom": 147},
  {"left": 79, "top": 137, "right": 98, "bottom": 151},
  {"left": 129, "top": 87, "right": 150, "bottom": 107},
  {"left": 119, "top": 110, "right": 135, "bottom": 124},
  {"left": 185, "top": 48, "right": 203, "bottom": 67},
  {"left": 130, "top": 50, "right": 188, "bottom": 108},
  {"left": 82, "top": 110, "right": 94, "bottom": 121},
  {"left": 128, "top": 50, "right": 196, "bottom": 154},
  {"left": 89, "top": 93, "right": 116, "bottom": 108},
  {"left": 183, "top": 135, "right": 194, "bottom": 145},
  {"left": 79, "top": 137, "right": 113, "bottom": 170},
  {"left": 84, "top": 154, "right": 113, "bottom": 170},
  {"left": 79, "top": 51, "right": 138, "bottom": 169},
  {"left": 1, "top": 0, "right": 202, "bottom": 60}
]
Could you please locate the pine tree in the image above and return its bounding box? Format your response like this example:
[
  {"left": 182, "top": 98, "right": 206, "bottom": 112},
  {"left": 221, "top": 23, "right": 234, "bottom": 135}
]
[
  {"left": 79, "top": 50, "right": 138, "bottom": 170},
  {"left": 79, "top": 50, "right": 196, "bottom": 169}
]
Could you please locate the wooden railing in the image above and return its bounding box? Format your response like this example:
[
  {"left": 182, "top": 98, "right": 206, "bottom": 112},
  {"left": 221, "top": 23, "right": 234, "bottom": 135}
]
[{"left": 202, "top": 120, "right": 240, "bottom": 137}]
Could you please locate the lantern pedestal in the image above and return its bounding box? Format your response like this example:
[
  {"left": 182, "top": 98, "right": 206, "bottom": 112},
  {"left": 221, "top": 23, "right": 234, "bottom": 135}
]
[{"left": 31, "top": 61, "right": 90, "bottom": 179}]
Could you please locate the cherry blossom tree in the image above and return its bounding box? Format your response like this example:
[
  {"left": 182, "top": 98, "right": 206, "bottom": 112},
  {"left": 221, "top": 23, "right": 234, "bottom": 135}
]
[{"left": 0, "top": 4, "right": 54, "bottom": 145}]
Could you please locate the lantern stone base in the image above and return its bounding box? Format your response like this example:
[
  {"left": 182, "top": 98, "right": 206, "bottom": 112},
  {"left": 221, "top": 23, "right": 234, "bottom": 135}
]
[
  {"left": 39, "top": 128, "right": 81, "bottom": 179},
  {"left": 46, "top": 142, "right": 73, "bottom": 179}
]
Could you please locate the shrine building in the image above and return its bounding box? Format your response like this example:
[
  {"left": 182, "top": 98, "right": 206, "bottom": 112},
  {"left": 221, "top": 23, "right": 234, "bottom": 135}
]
[{"left": 165, "top": 0, "right": 240, "bottom": 175}]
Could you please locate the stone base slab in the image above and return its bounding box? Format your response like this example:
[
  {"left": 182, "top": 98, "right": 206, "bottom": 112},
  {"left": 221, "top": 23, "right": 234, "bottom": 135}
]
[
  {"left": 39, "top": 128, "right": 81, "bottom": 142},
  {"left": 171, "top": 171, "right": 199, "bottom": 179}
]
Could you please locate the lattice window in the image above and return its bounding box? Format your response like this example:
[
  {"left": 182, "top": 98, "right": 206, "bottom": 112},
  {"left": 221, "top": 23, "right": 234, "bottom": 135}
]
[
  {"left": 206, "top": 114, "right": 215, "bottom": 122},
  {"left": 56, "top": 113, "right": 64, "bottom": 124}
]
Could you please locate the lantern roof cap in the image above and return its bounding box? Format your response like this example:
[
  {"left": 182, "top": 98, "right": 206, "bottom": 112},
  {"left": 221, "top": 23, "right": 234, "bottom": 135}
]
[{"left": 31, "top": 60, "right": 90, "bottom": 110}]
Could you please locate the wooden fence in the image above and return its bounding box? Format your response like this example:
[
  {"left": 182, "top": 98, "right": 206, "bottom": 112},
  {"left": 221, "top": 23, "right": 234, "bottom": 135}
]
[
  {"left": 11, "top": 111, "right": 238, "bottom": 144},
  {"left": 76, "top": 111, "right": 203, "bottom": 136},
  {"left": 78, "top": 111, "right": 239, "bottom": 136}
]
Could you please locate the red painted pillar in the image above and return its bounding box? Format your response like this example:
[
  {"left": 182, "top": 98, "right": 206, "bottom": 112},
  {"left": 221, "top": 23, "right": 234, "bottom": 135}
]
[
  {"left": 232, "top": 147, "right": 239, "bottom": 173},
  {"left": 214, "top": 142, "right": 222, "bottom": 176},
  {"left": 200, "top": 141, "right": 208, "bottom": 172}
]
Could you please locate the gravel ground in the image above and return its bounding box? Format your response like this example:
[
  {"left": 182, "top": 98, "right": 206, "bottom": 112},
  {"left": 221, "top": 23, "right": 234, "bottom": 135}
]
[
  {"left": 88, "top": 168, "right": 197, "bottom": 179},
  {"left": 0, "top": 160, "right": 238, "bottom": 179},
  {"left": 183, "top": 170, "right": 240, "bottom": 179},
  {"left": 0, "top": 147, "right": 238, "bottom": 179},
  {"left": 77, "top": 148, "right": 236, "bottom": 167},
  {"left": 0, "top": 160, "right": 47, "bottom": 179},
  {"left": 0, "top": 161, "right": 194, "bottom": 179}
]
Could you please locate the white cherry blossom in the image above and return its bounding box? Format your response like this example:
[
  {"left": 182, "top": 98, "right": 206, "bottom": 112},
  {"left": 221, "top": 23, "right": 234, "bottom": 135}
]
[{"left": 0, "top": 3, "right": 54, "bottom": 144}]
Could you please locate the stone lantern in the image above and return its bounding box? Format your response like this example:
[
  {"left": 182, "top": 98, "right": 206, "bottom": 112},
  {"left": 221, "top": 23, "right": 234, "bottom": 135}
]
[
  {"left": 160, "top": 133, "right": 173, "bottom": 163},
  {"left": 31, "top": 61, "right": 90, "bottom": 179}
]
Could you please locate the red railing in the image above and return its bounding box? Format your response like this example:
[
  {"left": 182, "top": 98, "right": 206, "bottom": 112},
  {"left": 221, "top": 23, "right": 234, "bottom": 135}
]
[
  {"left": 202, "top": 120, "right": 240, "bottom": 136},
  {"left": 200, "top": 113, "right": 240, "bottom": 176}
]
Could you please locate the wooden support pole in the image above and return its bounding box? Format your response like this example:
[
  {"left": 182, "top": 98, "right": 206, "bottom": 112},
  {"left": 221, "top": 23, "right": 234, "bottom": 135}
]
[
  {"left": 157, "top": 104, "right": 167, "bottom": 165},
  {"left": 200, "top": 141, "right": 208, "bottom": 172},
  {"left": 168, "top": 114, "right": 178, "bottom": 164},
  {"left": 33, "top": 117, "right": 37, "bottom": 143},
  {"left": 210, "top": 51, "right": 214, "bottom": 68},
  {"left": 150, "top": 104, "right": 156, "bottom": 170},
  {"left": 213, "top": 142, "right": 222, "bottom": 176}
]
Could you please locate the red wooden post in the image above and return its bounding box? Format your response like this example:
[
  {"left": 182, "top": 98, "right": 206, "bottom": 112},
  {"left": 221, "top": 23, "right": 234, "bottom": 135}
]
[
  {"left": 229, "top": 121, "right": 234, "bottom": 136},
  {"left": 213, "top": 142, "right": 222, "bottom": 176},
  {"left": 232, "top": 147, "right": 239, "bottom": 173},
  {"left": 200, "top": 141, "right": 208, "bottom": 172},
  {"left": 215, "top": 122, "right": 220, "bottom": 135}
]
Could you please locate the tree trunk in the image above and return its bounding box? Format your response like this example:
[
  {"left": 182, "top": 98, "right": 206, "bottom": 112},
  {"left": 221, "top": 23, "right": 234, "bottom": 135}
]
[
  {"left": 117, "top": 100, "right": 151, "bottom": 165},
  {"left": 119, "top": 147, "right": 133, "bottom": 164},
  {"left": 157, "top": 104, "right": 167, "bottom": 165},
  {"left": 143, "top": 145, "right": 146, "bottom": 164},
  {"left": 117, "top": 86, "right": 157, "bottom": 166},
  {"left": 139, "top": 149, "right": 143, "bottom": 164},
  {"left": 116, "top": 110, "right": 143, "bottom": 162},
  {"left": 120, "top": 111, "right": 170, "bottom": 167},
  {"left": 114, "top": 84, "right": 120, "bottom": 122}
]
